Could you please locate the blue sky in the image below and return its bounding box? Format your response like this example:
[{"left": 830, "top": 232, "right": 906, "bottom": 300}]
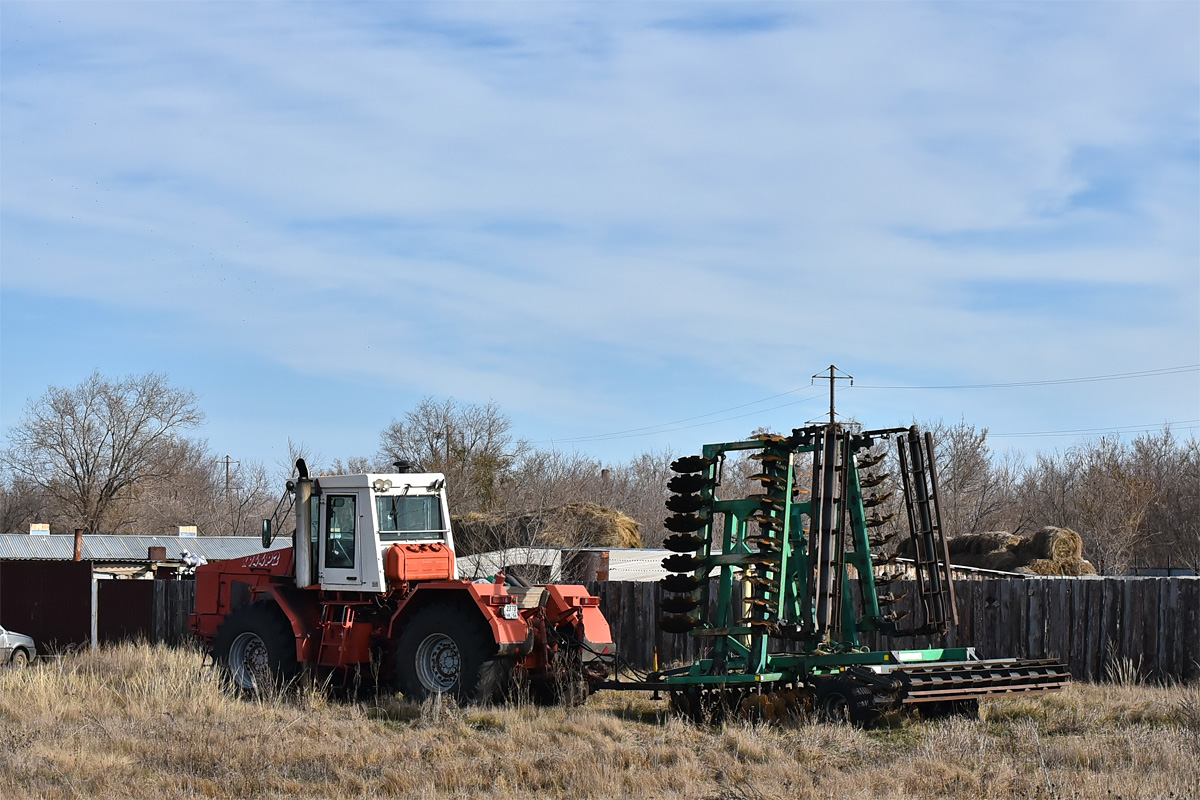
[{"left": 1, "top": 1, "right": 1197, "bottom": 472}]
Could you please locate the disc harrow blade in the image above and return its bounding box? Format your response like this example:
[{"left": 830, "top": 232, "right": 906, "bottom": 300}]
[
  {"left": 671, "top": 455, "right": 712, "bottom": 474},
  {"left": 862, "top": 491, "right": 894, "bottom": 508},
  {"left": 666, "top": 493, "right": 706, "bottom": 513},
  {"left": 662, "top": 553, "right": 704, "bottom": 573},
  {"left": 859, "top": 472, "right": 888, "bottom": 488},
  {"left": 856, "top": 452, "right": 886, "bottom": 468},
  {"left": 667, "top": 473, "right": 709, "bottom": 493},
  {"left": 869, "top": 531, "right": 898, "bottom": 548},
  {"left": 665, "top": 514, "right": 707, "bottom": 533},
  {"left": 661, "top": 574, "right": 703, "bottom": 593},
  {"left": 661, "top": 595, "right": 700, "bottom": 614},
  {"left": 664, "top": 533, "right": 705, "bottom": 553}
]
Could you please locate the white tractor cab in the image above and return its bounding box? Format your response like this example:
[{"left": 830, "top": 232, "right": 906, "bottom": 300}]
[{"left": 284, "top": 470, "right": 457, "bottom": 592}]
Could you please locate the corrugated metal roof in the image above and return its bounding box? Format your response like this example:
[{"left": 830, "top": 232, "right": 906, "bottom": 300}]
[
  {"left": 459, "top": 547, "right": 694, "bottom": 582},
  {"left": 0, "top": 534, "right": 288, "bottom": 563}
]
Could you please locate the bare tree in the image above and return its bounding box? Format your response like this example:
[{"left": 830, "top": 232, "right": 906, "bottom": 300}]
[
  {"left": 1015, "top": 437, "right": 1156, "bottom": 574},
  {"left": 0, "top": 469, "right": 50, "bottom": 533},
  {"left": 1, "top": 371, "right": 204, "bottom": 534},
  {"left": 926, "top": 418, "right": 1015, "bottom": 536},
  {"left": 1127, "top": 427, "right": 1200, "bottom": 571},
  {"left": 378, "top": 398, "right": 527, "bottom": 513}
]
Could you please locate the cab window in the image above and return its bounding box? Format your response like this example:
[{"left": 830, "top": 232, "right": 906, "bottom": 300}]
[
  {"left": 376, "top": 495, "right": 444, "bottom": 541},
  {"left": 324, "top": 495, "right": 356, "bottom": 568}
]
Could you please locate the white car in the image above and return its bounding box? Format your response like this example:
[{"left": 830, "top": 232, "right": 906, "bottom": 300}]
[{"left": 0, "top": 624, "right": 36, "bottom": 667}]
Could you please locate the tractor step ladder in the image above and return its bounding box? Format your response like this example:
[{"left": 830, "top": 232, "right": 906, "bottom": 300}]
[{"left": 318, "top": 605, "right": 357, "bottom": 667}]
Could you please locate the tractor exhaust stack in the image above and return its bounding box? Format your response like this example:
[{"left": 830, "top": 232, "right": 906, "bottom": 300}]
[{"left": 293, "top": 458, "right": 313, "bottom": 589}]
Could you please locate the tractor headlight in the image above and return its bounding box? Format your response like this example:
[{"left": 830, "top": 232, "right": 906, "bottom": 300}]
[{"left": 501, "top": 603, "right": 520, "bottom": 620}]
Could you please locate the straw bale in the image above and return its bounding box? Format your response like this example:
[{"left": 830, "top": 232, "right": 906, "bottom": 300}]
[
  {"left": 902, "top": 526, "right": 1096, "bottom": 575},
  {"left": 452, "top": 502, "right": 643, "bottom": 556}
]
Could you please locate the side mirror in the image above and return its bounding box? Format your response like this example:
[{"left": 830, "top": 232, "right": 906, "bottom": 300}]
[{"left": 261, "top": 519, "right": 273, "bottom": 548}]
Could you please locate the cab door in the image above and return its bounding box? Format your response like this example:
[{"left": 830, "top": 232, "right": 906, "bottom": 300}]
[{"left": 318, "top": 492, "right": 365, "bottom": 588}]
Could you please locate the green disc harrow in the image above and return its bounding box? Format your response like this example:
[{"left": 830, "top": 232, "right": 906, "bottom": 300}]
[{"left": 651, "top": 423, "right": 1068, "bottom": 725}]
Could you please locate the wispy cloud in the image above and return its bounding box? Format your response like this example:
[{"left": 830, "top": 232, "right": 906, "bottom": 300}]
[{"left": 1, "top": 2, "right": 1196, "bottom": 463}]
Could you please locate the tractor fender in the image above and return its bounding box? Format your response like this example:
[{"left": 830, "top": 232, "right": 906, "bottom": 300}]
[
  {"left": 254, "top": 585, "right": 322, "bottom": 664},
  {"left": 388, "top": 582, "right": 532, "bottom": 656}
]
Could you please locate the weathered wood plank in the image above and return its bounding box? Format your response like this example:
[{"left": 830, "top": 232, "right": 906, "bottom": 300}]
[
  {"left": 1084, "top": 579, "right": 1102, "bottom": 682},
  {"left": 1069, "top": 578, "right": 1086, "bottom": 679},
  {"left": 1121, "top": 579, "right": 1137, "bottom": 675},
  {"left": 1173, "top": 578, "right": 1197, "bottom": 683},
  {"left": 1027, "top": 579, "right": 1045, "bottom": 659}
]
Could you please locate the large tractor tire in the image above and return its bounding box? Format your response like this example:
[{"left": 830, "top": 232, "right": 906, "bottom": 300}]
[
  {"left": 211, "top": 602, "right": 299, "bottom": 692},
  {"left": 394, "top": 603, "right": 498, "bottom": 704}
]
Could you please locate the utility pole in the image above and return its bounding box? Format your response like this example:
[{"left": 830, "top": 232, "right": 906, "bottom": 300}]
[{"left": 812, "top": 365, "right": 854, "bottom": 426}]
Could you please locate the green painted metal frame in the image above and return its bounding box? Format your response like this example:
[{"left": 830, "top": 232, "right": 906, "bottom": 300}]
[
  {"left": 663, "top": 646, "right": 978, "bottom": 686},
  {"left": 664, "top": 427, "right": 924, "bottom": 690}
]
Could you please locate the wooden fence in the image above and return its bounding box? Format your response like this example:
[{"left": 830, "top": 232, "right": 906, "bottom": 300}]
[
  {"left": 152, "top": 579, "right": 196, "bottom": 646},
  {"left": 149, "top": 576, "right": 1198, "bottom": 683},
  {"left": 585, "top": 577, "right": 1200, "bottom": 683}
]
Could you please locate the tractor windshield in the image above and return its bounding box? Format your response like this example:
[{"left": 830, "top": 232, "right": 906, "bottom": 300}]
[{"left": 376, "top": 494, "right": 445, "bottom": 541}]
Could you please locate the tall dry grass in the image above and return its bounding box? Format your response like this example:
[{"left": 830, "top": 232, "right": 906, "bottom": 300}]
[{"left": 1, "top": 643, "right": 1197, "bottom": 799}]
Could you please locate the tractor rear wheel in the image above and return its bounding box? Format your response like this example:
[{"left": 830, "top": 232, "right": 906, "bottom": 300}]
[
  {"left": 212, "top": 602, "right": 299, "bottom": 692},
  {"left": 394, "top": 603, "right": 497, "bottom": 704}
]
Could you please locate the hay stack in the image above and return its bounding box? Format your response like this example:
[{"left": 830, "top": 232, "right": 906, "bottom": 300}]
[
  {"left": 940, "top": 527, "right": 1095, "bottom": 575},
  {"left": 451, "top": 502, "right": 643, "bottom": 556}
]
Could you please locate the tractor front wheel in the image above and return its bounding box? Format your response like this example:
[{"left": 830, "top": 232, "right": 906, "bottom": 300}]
[
  {"left": 394, "top": 603, "right": 497, "bottom": 704},
  {"left": 211, "top": 602, "right": 299, "bottom": 692}
]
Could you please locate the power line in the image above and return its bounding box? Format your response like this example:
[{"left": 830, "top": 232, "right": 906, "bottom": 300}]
[
  {"left": 533, "top": 364, "right": 1197, "bottom": 447},
  {"left": 990, "top": 419, "right": 1200, "bottom": 439},
  {"left": 536, "top": 393, "right": 825, "bottom": 444},
  {"left": 535, "top": 387, "right": 821, "bottom": 442},
  {"left": 853, "top": 365, "right": 1198, "bottom": 390}
]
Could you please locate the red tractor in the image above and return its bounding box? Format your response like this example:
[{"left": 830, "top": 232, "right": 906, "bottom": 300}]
[{"left": 190, "top": 460, "right": 614, "bottom": 702}]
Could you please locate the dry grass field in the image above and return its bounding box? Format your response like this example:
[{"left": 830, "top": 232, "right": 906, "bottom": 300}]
[{"left": 1, "top": 643, "right": 1197, "bottom": 800}]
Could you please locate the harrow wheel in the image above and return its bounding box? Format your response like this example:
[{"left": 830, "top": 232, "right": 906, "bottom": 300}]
[
  {"left": 668, "top": 687, "right": 748, "bottom": 724},
  {"left": 814, "top": 677, "right": 880, "bottom": 726}
]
